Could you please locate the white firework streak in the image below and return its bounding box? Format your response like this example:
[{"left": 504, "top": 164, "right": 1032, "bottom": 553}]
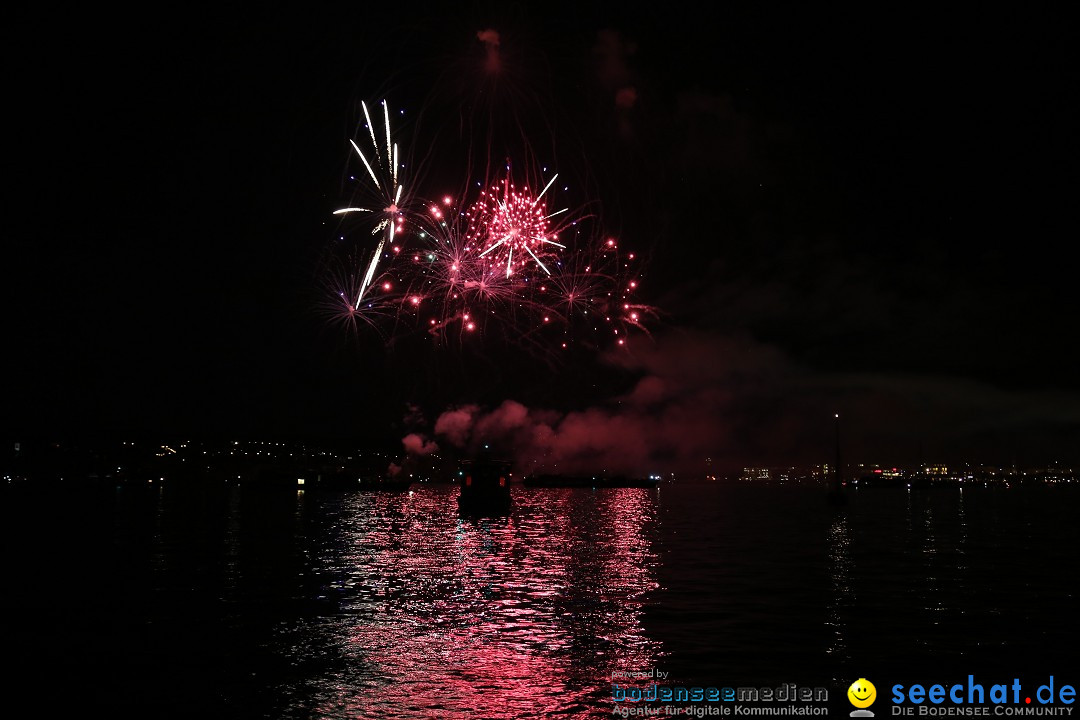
[
  {"left": 334, "top": 100, "right": 405, "bottom": 305},
  {"left": 358, "top": 237, "right": 386, "bottom": 308},
  {"left": 534, "top": 174, "right": 570, "bottom": 244},
  {"left": 362, "top": 101, "right": 380, "bottom": 163},
  {"left": 533, "top": 173, "right": 558, "bottom": 204}
]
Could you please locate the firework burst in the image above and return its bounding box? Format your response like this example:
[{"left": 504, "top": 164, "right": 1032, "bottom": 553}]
[
  {"left": 467, "top": 174, "right": 567, "bottom": 278},
  {"left": 314, "top": 251, "right": 402, "bottom": 344},
  {"left": 319, "top": 98, "right": 655, "bottom": 359}
]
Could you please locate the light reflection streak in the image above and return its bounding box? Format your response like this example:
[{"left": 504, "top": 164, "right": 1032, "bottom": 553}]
[{"left": 825, "top": 514, "right": 851, "bottom": 670}]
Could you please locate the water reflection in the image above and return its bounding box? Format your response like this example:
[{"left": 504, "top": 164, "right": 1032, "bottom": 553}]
[
  {"left": 824, "top": 514, "right": 851, "bottom": 671},
  {"left": 6, "top": 478, "right": 1078, "bottom": 716},
  {"left": 283, "top": 486, "right": 661, "bottom": 719}
]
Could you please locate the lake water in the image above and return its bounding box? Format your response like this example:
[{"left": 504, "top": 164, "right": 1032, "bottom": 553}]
[{"left": 3, "top": 479, "right": 1077, "bottom": 717}]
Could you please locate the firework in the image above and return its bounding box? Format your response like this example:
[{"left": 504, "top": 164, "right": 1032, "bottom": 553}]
[{"left": 320, "top": 99, "right": 655, "bottom": 357}]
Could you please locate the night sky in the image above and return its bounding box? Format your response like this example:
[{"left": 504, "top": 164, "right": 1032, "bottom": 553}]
[{"left": 6, "top": 5, "right": 1078, "bottom": 473}]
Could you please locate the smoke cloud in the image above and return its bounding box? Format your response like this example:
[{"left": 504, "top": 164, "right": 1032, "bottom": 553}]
[{"left": 405, "top": 327, "right": 1080, "bottom": 477}]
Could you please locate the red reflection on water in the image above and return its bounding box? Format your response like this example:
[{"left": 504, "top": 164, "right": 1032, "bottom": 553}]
[{"left": 302, "top": 486, "right": 662, "bottom": 718}]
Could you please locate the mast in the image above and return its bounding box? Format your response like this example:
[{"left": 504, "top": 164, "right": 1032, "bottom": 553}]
[
  {"left": 834, "top": 413, "right": 843, "bottom": 489},
  {"left": 829, "top": 412, "right": 848, "bottom": 505}
]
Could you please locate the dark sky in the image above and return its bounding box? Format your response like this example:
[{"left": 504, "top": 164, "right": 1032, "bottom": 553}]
[{"left": 6, "top": 5, "right": 1078, "bottom": 472}]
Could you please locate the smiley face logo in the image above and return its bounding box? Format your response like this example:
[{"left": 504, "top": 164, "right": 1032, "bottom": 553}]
[{"left": 848, "top": 678, "right": 877, "bottom": 709}]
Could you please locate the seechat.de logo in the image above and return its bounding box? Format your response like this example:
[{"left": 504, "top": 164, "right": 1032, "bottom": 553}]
[{"left": 849, "top": 678, "right": 878, "bottom": 717}]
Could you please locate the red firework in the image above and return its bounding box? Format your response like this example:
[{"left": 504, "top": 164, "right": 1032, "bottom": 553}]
[{"left": 465, "top": 175, "right": 568, "bottom": 279}]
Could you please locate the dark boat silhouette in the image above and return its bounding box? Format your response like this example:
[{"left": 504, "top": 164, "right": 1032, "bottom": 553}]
[{"left": 457, "top": 457, "right": 512, "bottom": 514}]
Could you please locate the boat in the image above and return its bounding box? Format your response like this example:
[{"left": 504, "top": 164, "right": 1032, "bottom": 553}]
[
  {"left": 457, "top": 457, "right": 513, "bottom": 514},
  {"left": 522, "top": 473, "right": 660, "bottom": 488}
]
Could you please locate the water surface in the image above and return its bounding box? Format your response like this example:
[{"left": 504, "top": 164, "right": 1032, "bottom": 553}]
[{"left": 3, "top": 479, "right": 1076, "bottom": 717}]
